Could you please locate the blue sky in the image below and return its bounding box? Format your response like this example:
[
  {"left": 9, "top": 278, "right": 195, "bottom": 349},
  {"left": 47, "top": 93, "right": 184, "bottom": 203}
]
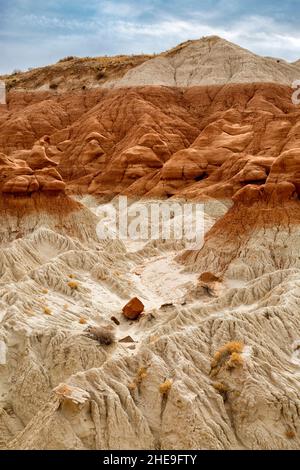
[{"left": 0, "top": 0, "right": 299, "bottom": 74}]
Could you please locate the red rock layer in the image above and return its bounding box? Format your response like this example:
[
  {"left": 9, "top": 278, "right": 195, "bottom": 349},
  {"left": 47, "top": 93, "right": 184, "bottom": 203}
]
[
  {"left": 0, "top": 152, "right": 65, "bottom": 195},
  {"left": 179, "top": 182, "right": 300, "bottom": 275},
  {"left": 0, "top": 148, "right": 91, "bottom": 242},
  {"left": 1, "top": 83, "right": 299, "bottom": 200}
]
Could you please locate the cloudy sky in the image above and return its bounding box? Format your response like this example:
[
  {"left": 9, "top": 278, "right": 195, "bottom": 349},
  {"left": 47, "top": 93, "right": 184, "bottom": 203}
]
[{"left": 0, "top": 0, "right": 299, "bottom": 74}]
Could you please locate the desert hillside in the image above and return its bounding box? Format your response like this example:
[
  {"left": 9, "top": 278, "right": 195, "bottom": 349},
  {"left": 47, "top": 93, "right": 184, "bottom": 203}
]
[
  {"left": 2, "top": 36, "right": 300, "bottom": 92},
  {"left": 0, "top": 37, "right": 300, "bottom": 450}
]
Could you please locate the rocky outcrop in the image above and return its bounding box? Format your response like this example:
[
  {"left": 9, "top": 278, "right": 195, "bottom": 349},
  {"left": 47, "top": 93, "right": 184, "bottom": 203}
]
[
  {"left": 179, "top": 182, "right": 300, "bottom": 279},
  {"left": 1, "top": 83, "right": 299, "bottom": 199},
  {"left": 0, "top": 152, "right": 65, "bottom": 194}
]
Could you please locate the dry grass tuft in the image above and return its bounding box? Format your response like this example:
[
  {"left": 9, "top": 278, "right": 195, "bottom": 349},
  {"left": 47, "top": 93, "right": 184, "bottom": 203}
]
[
  {"left": 226, "top": 351, "right": 244, "bottom": 369},
  {"left": 43, "top": 307, "right": 52, "bottom": 315},
  {"left": 220, "top": 341, "right": 244, "bottom": 355},
  {"left": 127, "top": 367, "right": 149, "bottom": 391},
  {"left": 57, "top": 56, "right": 77, "bottom": 63},
  {"left": 136, "top": 367, "right": 148, "bottom": 384},
  {"left": 79, "top": 317, "right": 87, "bottom": 324},
  {"left": 211, "top": 341, "right": 244, "bottom": 370},
  {"left": 159, "top": 379, "right": 173, "bottom": 396},
  {"left": 68, "top": 281, "right": 79, "bottom": 290}
]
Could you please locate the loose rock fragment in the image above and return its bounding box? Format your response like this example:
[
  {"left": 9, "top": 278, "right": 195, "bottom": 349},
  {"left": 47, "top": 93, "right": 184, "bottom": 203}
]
[{"left": 122, "top": 297, "right": 144, "bottom": 320}]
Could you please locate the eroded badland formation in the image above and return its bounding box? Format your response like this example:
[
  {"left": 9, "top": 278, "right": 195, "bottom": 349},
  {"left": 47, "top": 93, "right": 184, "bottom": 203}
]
[{"left": 1, "top": 36, "right": 300, "bottom": 449}]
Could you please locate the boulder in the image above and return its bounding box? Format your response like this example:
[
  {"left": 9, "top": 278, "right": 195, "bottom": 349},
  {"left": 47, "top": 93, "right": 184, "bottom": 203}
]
[{"left": 122, "top": 297, "right": 144, "bottom": 320}]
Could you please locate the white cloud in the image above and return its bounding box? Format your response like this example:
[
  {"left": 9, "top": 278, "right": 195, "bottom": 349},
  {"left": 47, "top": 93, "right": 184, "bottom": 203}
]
[
  {"left": 0, "top": 3, "right": 299, "bottom": 74},
  {"left": 112, "top": 14, "right": 300, "bottom": 60}
]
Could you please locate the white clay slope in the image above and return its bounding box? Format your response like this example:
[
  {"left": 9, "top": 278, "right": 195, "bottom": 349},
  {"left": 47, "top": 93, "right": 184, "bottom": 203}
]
[
  {"left": 107, "top": 36, "right": 300, "bottom": 88},
  {"left": 0, "top": 197, "right": 300, "bottom": 449}
]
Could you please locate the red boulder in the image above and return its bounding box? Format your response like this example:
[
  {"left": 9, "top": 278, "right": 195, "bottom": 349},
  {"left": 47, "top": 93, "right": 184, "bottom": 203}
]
[{"left": 122, "top": 297, "right": 144, "bottom": 320}]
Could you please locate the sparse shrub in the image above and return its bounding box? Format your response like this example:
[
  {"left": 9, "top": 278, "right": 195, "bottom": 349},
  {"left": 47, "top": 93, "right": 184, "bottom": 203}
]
[
  {"left": 136, "top": 367, "right": 148, "bottom": 384},
  {"left": 211, "top": 341, "right": 244, "bottom": 370},
  {"left": 42, "top": 288, "right": 48, "bottom": 294},
  {"left": 226, "top": 351, "right": 244, "bottom": 369},
  {"left": 159, "top": 379, "right": 173, "bottom": 396},
  {"left": 221, "top": 341, "right": 244, "bottom": 354},
  {"left": 127, "top": 366, "right": 148, "bottom": 392},
  {"left": 68, "top": 281, "right": 79, "bottom": 290},
  {"left": 63, "top": 304, "right": 69, "bottom": 310},
  {"left": 44, "top": 306, "right": 52, "bottom": 315},
  {"left": 49, "top": 82, "right": 58, "bottom": 90},
  {"left": 127, "top": 368, "right": 148, "bottom": 392},
  {"left": 86, "top": 326, "right": 115, "bottom": 345},
  {"left": 79, "top": 317, "right": 87, "bottom": 324},
  {"left": 12, "top": 69, "right": 22, "bottom": 75},
  {"left": 57, "top": 56, "right": 77, "bottom": 63},
  {"left": 68, "top": 274, "right": 75, "bottom": 279}
]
